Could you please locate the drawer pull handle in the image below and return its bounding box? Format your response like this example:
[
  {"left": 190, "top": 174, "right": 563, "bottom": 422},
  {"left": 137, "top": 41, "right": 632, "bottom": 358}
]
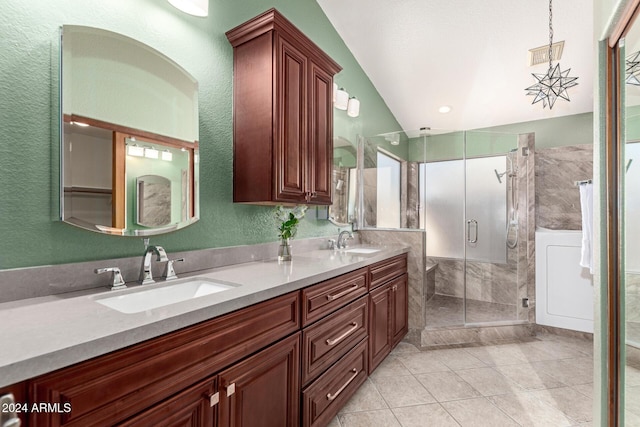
[
  {"left": 326, "top": 284, "right": 359, "bottom": 301},
  {"left": 326, "top": 322, "right": 358, "bottom": 346},
  {"left": 326, "top": 368, "right": 358, "bottom": 401}
]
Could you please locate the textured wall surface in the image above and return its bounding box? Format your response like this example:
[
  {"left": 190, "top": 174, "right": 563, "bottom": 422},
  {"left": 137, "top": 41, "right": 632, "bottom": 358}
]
[
  {"left": 0, "top": 0, "right": 401, "bottom": 269},
  {"left": 535, "top": 144, "right": 594, "bottom": 230}
]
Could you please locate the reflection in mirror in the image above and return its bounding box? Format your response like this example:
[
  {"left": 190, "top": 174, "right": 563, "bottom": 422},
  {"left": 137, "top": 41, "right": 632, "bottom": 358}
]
[
  {"left": 329, "top": 137, "right": 357, "bottom": 226},
  {"left": 60, "top": 25, "right": 199, "bottom": 236},
  {"left": 137, "top": 175, "right": 172, "bottom": 228},
  {"left": 622, "top": 15, "right": 640, "bottom": 421}
]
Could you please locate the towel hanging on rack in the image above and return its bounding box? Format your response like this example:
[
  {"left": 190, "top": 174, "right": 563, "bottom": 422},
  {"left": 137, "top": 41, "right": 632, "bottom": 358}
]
[{"left": 579, "top": 182, "right": 594, "bottom": 274}]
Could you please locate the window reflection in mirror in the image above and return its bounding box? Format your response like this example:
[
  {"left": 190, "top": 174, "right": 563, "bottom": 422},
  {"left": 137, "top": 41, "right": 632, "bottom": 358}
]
[{"left": 60, "top": 25, "right": 199, "bottom": 236}]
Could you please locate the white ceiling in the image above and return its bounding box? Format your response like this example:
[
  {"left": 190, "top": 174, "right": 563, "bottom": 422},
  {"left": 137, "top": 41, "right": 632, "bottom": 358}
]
[{"left": 317, "top": 0, "right": 594, "bottom": 131}]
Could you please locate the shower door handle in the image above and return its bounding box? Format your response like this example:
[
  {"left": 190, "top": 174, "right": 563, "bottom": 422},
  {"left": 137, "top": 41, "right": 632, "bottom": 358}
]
[{"left": 467, "top": 219, "right": 478, "bottom": 243}]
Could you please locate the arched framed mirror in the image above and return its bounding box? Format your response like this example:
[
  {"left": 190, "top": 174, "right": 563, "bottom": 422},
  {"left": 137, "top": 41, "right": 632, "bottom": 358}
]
[{"left": 60, "top": 25, "right": 199, "bottom": 236}]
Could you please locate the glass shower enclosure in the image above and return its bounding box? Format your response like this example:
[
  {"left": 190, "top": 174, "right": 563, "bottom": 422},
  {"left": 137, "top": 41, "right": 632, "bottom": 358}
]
[{"left": 356, "top": 129, "right": 529, "bottom": 329}]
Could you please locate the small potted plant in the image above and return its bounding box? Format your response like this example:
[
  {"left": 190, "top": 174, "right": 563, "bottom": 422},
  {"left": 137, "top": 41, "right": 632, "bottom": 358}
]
[{"left": 274, "top": 205, "right": 308, "bottom": 261}]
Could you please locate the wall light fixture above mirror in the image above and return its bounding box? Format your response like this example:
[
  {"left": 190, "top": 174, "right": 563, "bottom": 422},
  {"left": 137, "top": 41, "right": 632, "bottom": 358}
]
[
  {"left": 60, "top": 25, "right": 200, "bottom": 236},
  {"left": 168, "top": 0, "right": 209, "bottom": 17}
]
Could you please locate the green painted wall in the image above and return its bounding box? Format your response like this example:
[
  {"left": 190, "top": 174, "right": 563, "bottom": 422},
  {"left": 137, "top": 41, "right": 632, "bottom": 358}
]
[
  {"left": 0, "top": 0, "right": 402, "bottom": 269},
  {"left": 478, "top": 112, "right": 594, "bottom": 148}
]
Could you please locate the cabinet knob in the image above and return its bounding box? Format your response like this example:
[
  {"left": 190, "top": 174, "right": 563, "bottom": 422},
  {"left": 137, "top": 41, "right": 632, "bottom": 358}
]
[
  {"left": 209, "top": 392, "right": 219, "bottom": 407},
  {"left": 226, "top": 383, "right": 236, "bottom": 397}
]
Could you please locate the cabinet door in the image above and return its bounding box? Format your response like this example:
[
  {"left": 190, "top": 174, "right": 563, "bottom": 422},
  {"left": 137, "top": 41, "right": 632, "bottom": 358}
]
[
  {"left": 391, "top": 273, "right": 409, "bottom": 347},
  {"left": 307, "top": 62, "right": 333, "bottom": 205},
  {"left": 218, "top": 333, "right": 300, "bottom": 427},
  {"left": 368, "top": 285, "right": 392, "bottom": 373},
  {"left": 118, "top": 377, "right": 217, "bottom": 427},
  {"left": 275, "top": 36, "right": 308, "bottom": 203}
]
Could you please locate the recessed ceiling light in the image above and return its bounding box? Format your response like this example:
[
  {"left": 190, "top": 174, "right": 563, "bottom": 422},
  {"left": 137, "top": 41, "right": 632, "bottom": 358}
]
[{"left": 438, "top": 105, "right": 452, "bottom": 114}]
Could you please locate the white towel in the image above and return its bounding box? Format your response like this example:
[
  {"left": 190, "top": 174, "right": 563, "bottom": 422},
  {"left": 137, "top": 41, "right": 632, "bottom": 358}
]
[{"left": 579, "top": 183, "right": 594, "bottom": 274}]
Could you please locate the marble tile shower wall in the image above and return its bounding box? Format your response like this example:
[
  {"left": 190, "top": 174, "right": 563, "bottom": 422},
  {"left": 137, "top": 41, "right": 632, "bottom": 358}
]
[{"left": 535, "top": 144, "right": 593, "bottom": 230}]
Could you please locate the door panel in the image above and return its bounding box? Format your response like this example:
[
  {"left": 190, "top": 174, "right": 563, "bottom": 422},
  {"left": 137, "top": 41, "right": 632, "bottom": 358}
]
[{"left": 275, "top": 37, "right": 307, "bottom": 203}]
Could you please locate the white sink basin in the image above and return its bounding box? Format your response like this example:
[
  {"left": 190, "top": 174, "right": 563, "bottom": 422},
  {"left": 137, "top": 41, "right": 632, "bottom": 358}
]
[
  {"left": 343, "top": 248, "right": 381, "bottom": 254},
  {"left": 94, "top": 277, "right": 234, "bottom": 314}
]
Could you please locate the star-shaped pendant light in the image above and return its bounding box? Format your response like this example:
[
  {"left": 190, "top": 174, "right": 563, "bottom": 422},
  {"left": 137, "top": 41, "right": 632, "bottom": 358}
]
[
  {"left": 626, "top": 51, "right": 640, "bottom": 86},
  {"left": 525, "top": 0, "right": 578, "bottom": 109}
]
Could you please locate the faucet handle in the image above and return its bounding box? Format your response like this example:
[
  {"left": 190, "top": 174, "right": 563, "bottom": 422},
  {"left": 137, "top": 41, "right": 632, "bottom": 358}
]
[
  {"left": 95, "top": 267, "right": 127, "bottom": 291},
  {"left": 162, "top": 258, "right": 185, "bottom": 281},
  {"left": 328, "top": 239, "right": 337, "bottom": 250}
]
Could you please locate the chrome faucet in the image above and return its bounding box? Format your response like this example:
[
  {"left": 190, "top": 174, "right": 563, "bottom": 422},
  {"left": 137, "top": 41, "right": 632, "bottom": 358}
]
[
  {"left": 336, "top": 230, "right": 354, "bottom": 249},
  {"left": 139, "top": 245, "right": 169, "bottom": 285}
]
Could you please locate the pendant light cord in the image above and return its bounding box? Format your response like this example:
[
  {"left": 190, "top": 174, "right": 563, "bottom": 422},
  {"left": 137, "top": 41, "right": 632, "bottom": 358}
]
[{"left": 548, "top": 0, "right": 553, "bottom": 74}]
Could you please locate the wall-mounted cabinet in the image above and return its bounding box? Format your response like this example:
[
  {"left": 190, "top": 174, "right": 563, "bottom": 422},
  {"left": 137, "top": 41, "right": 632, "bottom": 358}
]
[{"left": 226, "top": 9, "right": 342, "bottom": 205}]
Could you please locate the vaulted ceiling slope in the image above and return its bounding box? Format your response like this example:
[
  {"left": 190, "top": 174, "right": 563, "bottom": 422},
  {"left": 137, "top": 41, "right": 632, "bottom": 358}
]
[{"left": 317, "top": 0, "right": 594, "bottom": 131}]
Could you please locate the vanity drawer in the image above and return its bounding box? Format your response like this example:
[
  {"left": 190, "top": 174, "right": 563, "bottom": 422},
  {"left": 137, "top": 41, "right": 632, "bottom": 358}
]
[
  {"left": 302, "top": 338, "right": 368, "bottom": 427},
  {"left": 369, "top": 253, "right": 407, "bottom": 290},
  {"left": 301, "top": 296, "right": 368, "bottom": 385},
  {"left": 301, "top": 267, "right": 368, "bottom": 326},
  {"left": 29, "top": 292, "right": 300, "bottom": 427}
]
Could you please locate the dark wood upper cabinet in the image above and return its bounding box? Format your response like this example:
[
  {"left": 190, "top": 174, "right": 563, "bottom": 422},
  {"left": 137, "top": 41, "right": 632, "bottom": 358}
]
[{"left": 226, "top": 8, "right": 342, "bottom": 205}]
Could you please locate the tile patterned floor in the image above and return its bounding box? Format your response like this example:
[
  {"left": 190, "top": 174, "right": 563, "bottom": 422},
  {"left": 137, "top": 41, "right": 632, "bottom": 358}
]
[{"left": 326, "top": 333, "right": 640, "bottom": 427}]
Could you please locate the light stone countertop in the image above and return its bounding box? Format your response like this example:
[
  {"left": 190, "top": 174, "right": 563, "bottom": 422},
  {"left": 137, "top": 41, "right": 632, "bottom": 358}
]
[{"left": 0, "top": 244, "right": 408, "bottom": 388}]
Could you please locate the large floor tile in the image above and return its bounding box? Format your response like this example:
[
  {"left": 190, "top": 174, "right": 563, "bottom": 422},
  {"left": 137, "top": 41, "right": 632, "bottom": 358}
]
[
  {"left": 415, "top": 371, "right": 481, "bottom": 402},
  {"left": 338, "top": 409, "right": 401, "bottom": 427},
  {"left": 488, "top": 391, "right": 575, "bottom": 427},
  {"left": 513, "top": 340, "right": 586, "bottom": 362},
  {"left": 454, "top": 367, "right": 523, "bottom": 396},
  {"left": 572, "top": 383, "right": 594, "bottom": 398},
  {"left": 530, "top": 357, "right": 593, "bottom": 386},
  {"left": 464, "top": 344, "right": 533, "bottom": 366},
  {"left": 392, "top": 403, "right": 461, "bottom": 427},
  {"left": 430, "top": 348, "right": 488, "bottom": 370},
  {"left": 397, "top": 351, "right": 451, "bottom": 374},
  {"left": 441, "top": 397, "right": 519, "bottom": 426},
  {"left": 626, "top": 385, "right": 640, "bottom": 416},
  {"left": 327, "top": 416, "right": 342, "bottom": 427},
  {"left": 495, "top": 363, "right": 567, "bottom": 390},
  {"left": 528, "top": 386, "right": 593, "bottom": 423},
  {"left": 369, "top": 355, "right": 412, "bottom": 379},
  {"left": 391, "top": 341, "right": 420, "bottom": 355},
  {"left": 339, "top": 378, "right": 388, "bottom": 414},
  {"left": 370, "top": 374, "right": 437, "bottom": 408}
]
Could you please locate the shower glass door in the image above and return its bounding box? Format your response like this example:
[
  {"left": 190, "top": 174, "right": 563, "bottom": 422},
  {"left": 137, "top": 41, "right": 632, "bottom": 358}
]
[{"left": 463, "top": 132, "right": 521, "bottom": 324}]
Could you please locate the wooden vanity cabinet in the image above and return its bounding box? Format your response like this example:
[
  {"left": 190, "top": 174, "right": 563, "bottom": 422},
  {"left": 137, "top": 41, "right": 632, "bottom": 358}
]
[
  {"left": 28, "top": 292, "right": 300, "bottom": 427},
  {"left": 6, "top": 252, "right": 408, "bottom": 427},
  {"left": 226, "top": 8, "right": 341, "bottom": 205},
  {"left": 218, "top": 333, "right": 300, "bottom": 427},
  {"left": 118, "top": 377, "right": 218, "bottom": 427},
  {"left": 299, "top": 268, "right": 370, "bottom": 426},
  {"left": 368, "top": 255, "right": 409, "bottom": 373}
]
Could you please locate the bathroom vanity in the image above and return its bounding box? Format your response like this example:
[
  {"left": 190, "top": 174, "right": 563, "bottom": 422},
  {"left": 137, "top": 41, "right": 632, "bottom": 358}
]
[{"left": 0, "top": 249, "right": 407, "bottom": 427}]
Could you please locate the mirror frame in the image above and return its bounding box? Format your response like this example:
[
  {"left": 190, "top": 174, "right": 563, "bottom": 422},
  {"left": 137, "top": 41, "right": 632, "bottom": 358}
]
[{"left": 59, "top": 25, "right": 200, "bottom": 236}]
